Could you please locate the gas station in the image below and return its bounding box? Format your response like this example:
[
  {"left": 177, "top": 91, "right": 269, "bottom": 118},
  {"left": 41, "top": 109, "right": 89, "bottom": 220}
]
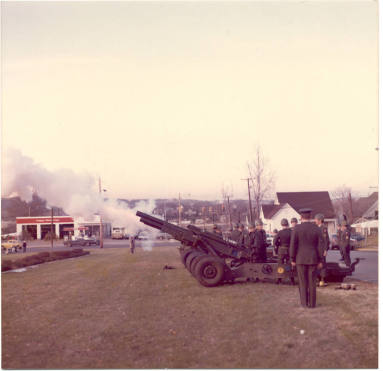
[{"left": 16, "top": 215, "right": 111, "bottom": 240}]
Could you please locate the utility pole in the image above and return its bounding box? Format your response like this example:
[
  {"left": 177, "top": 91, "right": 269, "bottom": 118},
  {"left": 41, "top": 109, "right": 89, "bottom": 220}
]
[
  {"left": 51, "top": 207, "right": 54, "bottom": 249},
  {"left": 241, "top": 178, "right": 253, "bottom": 224},
  {"left": 99, "top": 177, "right": 104, "bottom": 249},
  {"left": 226, "top": 195, "right": 232, "bottom": 230},
  {"left": 348, "top": 191, "right": 354, "bottom": 222},
  {"left": 178, "top": 193, "right": 182, "bottom": 226}
]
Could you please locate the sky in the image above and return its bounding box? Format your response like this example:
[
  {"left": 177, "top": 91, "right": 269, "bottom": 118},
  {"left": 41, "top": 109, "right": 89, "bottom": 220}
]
[{"left": 1, "top": 0, "right": 379, "bottom": 201}]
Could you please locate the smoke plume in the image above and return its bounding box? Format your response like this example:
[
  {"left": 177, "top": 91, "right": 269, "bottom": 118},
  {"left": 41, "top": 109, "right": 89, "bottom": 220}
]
[{"left": 2, "top": 148, "right": 155, "bottom": 237}]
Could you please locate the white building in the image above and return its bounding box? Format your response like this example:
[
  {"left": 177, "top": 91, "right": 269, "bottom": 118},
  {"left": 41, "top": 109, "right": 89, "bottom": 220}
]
[
  {"left": 261, "top": 191, "right": 337, "bottom": 235},
  {"left": 260, "top": 203, "right": 300, "bottom": 232},
  {"left": 16, "top": 215, "right": 111, "bottom": 240}
]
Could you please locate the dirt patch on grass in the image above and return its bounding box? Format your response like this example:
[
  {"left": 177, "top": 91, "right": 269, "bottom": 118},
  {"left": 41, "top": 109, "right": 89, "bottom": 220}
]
[
  {"left": 2, "top": 247, "right": 378, "bottom": 369},
  {"left": 2, "top": 249, "right": 90, "bottom": 272}
]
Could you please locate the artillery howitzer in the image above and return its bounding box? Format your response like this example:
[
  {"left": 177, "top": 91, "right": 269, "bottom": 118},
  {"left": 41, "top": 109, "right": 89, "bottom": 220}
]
[{"left": 136, "top": 211, "right": 359, "bottom": 287}]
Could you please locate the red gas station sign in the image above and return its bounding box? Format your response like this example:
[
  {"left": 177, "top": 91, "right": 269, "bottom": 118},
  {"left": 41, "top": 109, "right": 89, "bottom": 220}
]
[{"left": 16, "top": 217, "right": 74, "bottom": 224}]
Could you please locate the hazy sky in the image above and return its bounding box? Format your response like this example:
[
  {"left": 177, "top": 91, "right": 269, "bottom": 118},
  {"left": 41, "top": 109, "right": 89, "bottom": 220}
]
[{"left": 2, "top": 0, "right": 379, "bottom": 201}]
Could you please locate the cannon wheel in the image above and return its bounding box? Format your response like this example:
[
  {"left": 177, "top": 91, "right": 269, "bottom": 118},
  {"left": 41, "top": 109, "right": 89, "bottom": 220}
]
[
  {"left": 194, "top": 256, "right": 225, "bottom": 287},
  {"left": 191, "top": 254, "right": 208, "bottom": 276},
  {"left": 180, "top": 249, "right": 194, "bottom": 266},
  {"left": 185, "top": 251, "right": 203, "bottom": 272}
]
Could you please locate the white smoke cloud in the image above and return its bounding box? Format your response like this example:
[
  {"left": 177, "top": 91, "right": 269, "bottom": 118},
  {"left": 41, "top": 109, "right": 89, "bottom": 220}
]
[{"left": 2, "top": 148, "right": 155, "bottom": 236}]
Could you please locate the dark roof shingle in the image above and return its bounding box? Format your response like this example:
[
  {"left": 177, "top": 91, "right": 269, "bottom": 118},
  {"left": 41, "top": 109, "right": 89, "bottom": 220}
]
[
  {"left": 262, "top": 204, "right": 287, "bottom": 219},
  {"left": 352, "top": 192, "right": 378, "bottom": 218},
  {"left": 276, "top": 192, "right": 335, "bottom": 219}
]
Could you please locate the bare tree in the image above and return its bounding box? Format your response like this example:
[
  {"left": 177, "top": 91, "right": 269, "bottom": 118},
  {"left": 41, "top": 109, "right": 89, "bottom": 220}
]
[
  {"left": 331, "top": 186, "right": 359, "bottom": 223},
  {"left": 247, "top": 145, "right": 275, "bottom": 220}
]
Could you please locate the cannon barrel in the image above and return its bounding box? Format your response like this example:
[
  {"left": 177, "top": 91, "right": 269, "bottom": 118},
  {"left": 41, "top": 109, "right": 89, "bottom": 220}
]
[{"left": 136, "top": 211, "right": 196, "bottom": 246}]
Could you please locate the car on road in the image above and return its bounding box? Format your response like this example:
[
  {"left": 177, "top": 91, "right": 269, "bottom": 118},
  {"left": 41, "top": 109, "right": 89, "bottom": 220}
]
[
  {"left": 331, "top": 233, "right": 360, "bottom": 251},
  {"left": 64, "top": 237, "right": 100, "bottom": 247},
  {"left": 136, "top": 232, "right": 150, "bottom": 240},
  {"left": 156, "top": 232, "right": 172, "bottom": 240},
  {"left": 266, "top": 234, "right": 274, "bottom": 247}
]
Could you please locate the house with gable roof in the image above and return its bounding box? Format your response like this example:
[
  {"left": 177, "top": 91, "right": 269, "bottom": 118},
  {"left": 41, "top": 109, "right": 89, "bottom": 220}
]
[{"left": 260, "top": 191, "right": 337, "bottom": 234}]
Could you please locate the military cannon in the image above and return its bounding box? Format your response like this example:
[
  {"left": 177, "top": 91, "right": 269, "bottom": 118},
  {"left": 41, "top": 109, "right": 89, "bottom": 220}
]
[{"left": 136, "top": 211, "right": 359, "bottom": 287}]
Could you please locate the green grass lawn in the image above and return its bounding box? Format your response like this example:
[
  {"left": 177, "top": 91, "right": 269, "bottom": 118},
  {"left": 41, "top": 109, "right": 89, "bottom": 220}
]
[{"left": 2, "top": 246, "right": 378, "bottom": 369}]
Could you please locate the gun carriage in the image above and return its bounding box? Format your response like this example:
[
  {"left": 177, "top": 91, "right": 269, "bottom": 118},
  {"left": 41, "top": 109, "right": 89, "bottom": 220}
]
[{"left": 136, "top": 211, "right": 359, "bottom": 287}]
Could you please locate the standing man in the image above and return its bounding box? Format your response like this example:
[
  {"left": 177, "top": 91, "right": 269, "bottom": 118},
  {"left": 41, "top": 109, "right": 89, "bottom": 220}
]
[
  {"left": 130, "top": 235, "right": 136, "bottom": 254},
  {"left": 290, "top": 217, "right": 298, "bottom": 230},
  {"left": 336, "top": 223, "right": 344, "bottom": 261},
  {"left": 230, "top": 223, "right": 241, "bottom": 243},
  {"left": 255, "top": 219, "right": 268, "bottom": 262},
  {"left": 274, "top": 219, "right": 292, "bottom": 284},
  {"left": 237, "top": 224, "right": 248, "bottom": 248},
  {"left": 22, "top": 240, "right": 27, "bottom": 253},
  {"left": 274, "top": 219, "right": 291, "bottom": 265},
  {"left": 339, "top": 221, "right": 351, "bottom": 267},
  {"left": 245, "top": 223, "right": 257, "bottom": 252},
  {"left": 314, "top": 213, "right": 330, "bottom": 287},
  {"left": 290, "top": 208, "right": 324, "bottom": 308}
]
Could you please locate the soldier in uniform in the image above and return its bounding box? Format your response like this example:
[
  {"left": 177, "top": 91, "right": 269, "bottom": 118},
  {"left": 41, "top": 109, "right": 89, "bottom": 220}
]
[
  {"left": 130, "top": 235, "right": 136, "bottom": 254},
  {"left": 339, "top": 220, "right": 351, "bottom": 267},
  {"left": 245, "top": 223, "right": 257, "bottom": 252},
  {"left": 290, "top": 217, "right": 298, "bottom": 229},
  {"left": 274, "top": 219, "right": 291, "bottom": 265},
  {"left": 212, "top": 224, "right": 223, "bottom": 237},
  {"left": 274, "top": 218, "right": 292, "bottom": 284},
  {"left": 336, "top": 223, "right": 343, "bottom": 261},
  {"left": 237, "top": 224, "right": 248, "bottom": 248},
  {"left": 255, "top": 219, "right": 268, "bottom": 262},
  {"left": 314, "top": 213, "right": 330, "bottom": 287},
  {"left": 230, "top": 223, "right": 241, "bottom": 243},
  {"left": 290, "top": 208, "right": 324, "bottom": 308}
]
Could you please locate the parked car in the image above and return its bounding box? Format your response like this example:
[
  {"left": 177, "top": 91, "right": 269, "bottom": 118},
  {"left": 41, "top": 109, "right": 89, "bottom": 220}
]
[
  {"left": 156, "top": 232, "right": 172, "bottom": 240},
  {"left": 64, "top": 237, "right": 100, "bottom": 247},
  {"left": 330, "top": 234, "right": 339, "bottom": 250},
  {"left": 330, "top": 233, "right": 358, "bottom": 251},
  {"left": 350, "top": 233, "right": 365, "bottom": 242},
  {"left": 136, "top": 232, "right": 150, "bottom": 240},
  {"left": 1, "top": 239, "right": 21, "bottom": 254},
  {"left": 266, "top": 234, "right": 274, "bottom": 247}
]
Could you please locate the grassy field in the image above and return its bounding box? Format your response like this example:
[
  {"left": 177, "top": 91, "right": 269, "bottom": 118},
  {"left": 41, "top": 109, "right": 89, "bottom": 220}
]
[{"left": 2, "top": 246, "right": 378, "bottom": 369}]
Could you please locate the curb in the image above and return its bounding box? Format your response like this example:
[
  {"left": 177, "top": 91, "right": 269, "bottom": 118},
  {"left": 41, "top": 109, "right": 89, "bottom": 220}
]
[{"left": 355, "top": 248, "right": 378, "bottom": 252}]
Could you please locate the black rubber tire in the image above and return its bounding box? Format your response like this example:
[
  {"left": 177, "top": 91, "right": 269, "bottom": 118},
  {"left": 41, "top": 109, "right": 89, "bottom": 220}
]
[
  {"left": 180, "top": 249, "right": 194, "bottom": 266},
  {"left": 194, "top": 256, "right": 225, "bottom": 287},
  {"left": 185, "top": 251, "right": 203, "bottom": 272},
  {"left": 190, "top": 254, "right": 208, "bottom": 276}
]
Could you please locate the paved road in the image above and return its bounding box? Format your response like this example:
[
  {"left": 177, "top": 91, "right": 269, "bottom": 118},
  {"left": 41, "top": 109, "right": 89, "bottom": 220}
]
[
  {"left": 14, "top": 239, "right": 379, "bottom": 283},
  {"left": 326, "top": 249, "right": 378, "bottom": 283}
]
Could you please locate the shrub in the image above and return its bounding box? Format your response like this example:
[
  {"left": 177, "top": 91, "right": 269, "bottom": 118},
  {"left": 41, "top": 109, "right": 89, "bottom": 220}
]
[{"left": 2, "top": 249, "right": 90, "bottom": 271}]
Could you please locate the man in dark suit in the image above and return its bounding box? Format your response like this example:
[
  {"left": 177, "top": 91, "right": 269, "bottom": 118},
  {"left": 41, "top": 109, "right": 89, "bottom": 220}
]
[{"left": 290, "top": 208, "right": 324, "bottom": 308}]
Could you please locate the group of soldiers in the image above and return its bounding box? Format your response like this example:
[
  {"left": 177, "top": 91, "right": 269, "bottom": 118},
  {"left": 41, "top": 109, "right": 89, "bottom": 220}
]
[
  {"left": 224, "top": 220, "right": 268, "bottom": 263},
  {"left": 215, "top": 208, "right": 352, "bottom": 308}
]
